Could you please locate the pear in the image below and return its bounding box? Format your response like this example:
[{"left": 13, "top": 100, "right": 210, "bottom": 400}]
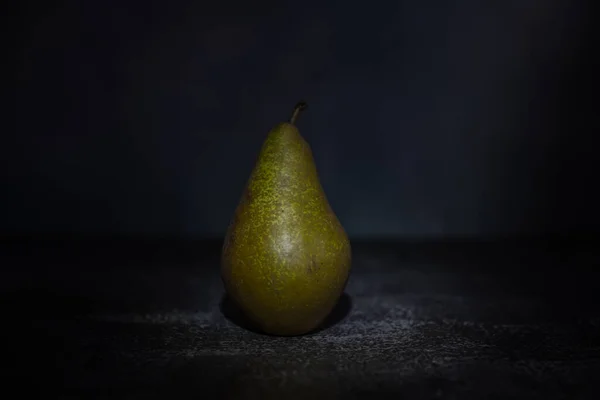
[{"left": 221, "top": 101, "right": 352, "bottom": 336}]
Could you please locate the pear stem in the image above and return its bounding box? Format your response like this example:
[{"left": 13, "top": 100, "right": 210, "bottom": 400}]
[{"left": 289, "top": 101, "right": 308, "bottom": 125}]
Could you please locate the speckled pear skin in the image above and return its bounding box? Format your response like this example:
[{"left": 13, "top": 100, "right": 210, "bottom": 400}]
[{"left": 221, "top": 107, "right": 351, "bottom": 336}]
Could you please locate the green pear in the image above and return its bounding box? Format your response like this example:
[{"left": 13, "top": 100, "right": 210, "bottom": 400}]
[{"left": 221, "top": 101, "right": 351, "bottom": 336}]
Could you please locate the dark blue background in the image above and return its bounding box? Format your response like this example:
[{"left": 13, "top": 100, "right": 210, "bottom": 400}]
[{"left": 5, "top": 0, "right": 597, "bottom": 238}]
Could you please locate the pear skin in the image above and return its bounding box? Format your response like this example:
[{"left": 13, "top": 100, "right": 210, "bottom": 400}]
[{"left": 221, "top": 101, "right": 351, "bottom": 336}]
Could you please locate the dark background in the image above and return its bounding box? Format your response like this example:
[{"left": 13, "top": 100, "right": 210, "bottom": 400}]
[{"left": 5, "top": 0, "right": 597, "bottom": 239}]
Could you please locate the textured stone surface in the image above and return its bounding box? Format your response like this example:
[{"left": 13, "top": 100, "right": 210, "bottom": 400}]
[{"left": 2, "top": 239, "right": 600, "bottom": 398}]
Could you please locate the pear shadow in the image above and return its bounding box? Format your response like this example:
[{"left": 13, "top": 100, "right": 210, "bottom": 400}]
[{"left": 219, "top": 292, "right": 353, "bottom": 336}]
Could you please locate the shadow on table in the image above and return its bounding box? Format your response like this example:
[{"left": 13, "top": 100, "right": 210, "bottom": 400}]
[
  {"left": 0, "top": 287, "right": 98, "bottom": 320},
  {"left": 219, "top": 292, "right": 353, "bottom": 336}
]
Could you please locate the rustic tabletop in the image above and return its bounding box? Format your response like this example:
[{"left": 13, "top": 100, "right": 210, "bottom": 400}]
[{"left": 3, "top": 238, "right": 599, "bottom": 399}]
